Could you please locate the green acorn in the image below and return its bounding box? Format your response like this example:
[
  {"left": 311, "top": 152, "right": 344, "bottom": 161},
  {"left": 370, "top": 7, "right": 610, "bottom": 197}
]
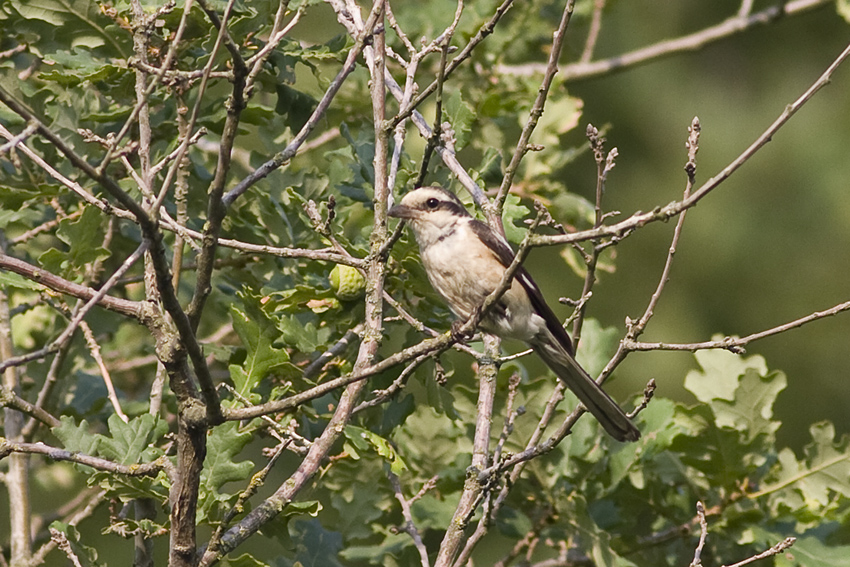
[{"left": 329, "top": 264, "right": 366, "bottom": 301}]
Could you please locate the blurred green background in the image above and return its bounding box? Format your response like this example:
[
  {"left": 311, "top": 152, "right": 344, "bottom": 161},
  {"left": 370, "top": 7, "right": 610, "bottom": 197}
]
[{"left": 549, "top": 1, "right": 850, "bottom": 450}]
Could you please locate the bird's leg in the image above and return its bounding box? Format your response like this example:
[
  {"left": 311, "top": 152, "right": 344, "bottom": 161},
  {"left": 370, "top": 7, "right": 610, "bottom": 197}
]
[{"left": 451, "top": 314, "right": 477, "bottom": 342}]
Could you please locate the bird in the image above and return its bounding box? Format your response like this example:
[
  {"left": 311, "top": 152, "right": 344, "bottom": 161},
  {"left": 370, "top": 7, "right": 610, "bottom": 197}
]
[{"left": 388, "top": 186, "right": 640, "bottom": 442}]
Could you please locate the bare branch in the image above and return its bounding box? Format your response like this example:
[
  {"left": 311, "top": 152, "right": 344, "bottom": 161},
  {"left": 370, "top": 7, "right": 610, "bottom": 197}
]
[
  {"left": 689, "top": 501, "right": 708, "bottom": 567},
  {"left": 626, "top": 299, "right": 850, "bottom": 354},
  {"left": 388, "top": 470, "right": 431, "bottom": 567},
  {"left": 498, "top": 0, "right": 831, "bottom": 82},
  {"left": 436, "top": 336, "right": 500, "bottom": 567},
  {"left": 533, "top": 40, "right": 850, "bottom": 247},
  {"left": 0, "top": 440, "right": 166, "bottom": 477},
  {"left": 0, "top": 386, "right": 61, "bottom": 429}
]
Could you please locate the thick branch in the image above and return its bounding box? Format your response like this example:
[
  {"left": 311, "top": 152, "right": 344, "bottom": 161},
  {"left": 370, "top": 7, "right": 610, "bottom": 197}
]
[{"left": 0, "top": 253, "right": 144, "bottom": 320}]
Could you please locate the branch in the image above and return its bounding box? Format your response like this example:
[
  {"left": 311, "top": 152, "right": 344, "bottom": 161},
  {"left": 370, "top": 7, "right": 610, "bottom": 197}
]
[
  {"left": 688, "top": 501, "right": 796, "bottom": 567},
  {"left": 595, "top": 118, "right": 700, "bottom": 383},
  {"left": 497, "top": 0, "right": 831, "bottom": 82},
  {"left": 0, "top": 440, "right": 165, "bottom": 477},
  {"left": 185, "top": 0, "right": 249, "bottom": 330},
  {"left": 221, "top": 2, "right": 386, "bottom": 206},
  {"left": 436, "top": 335, "right": 500, "bottom": 567},
  {"left": 0, "top": 386, "right": 61, "bottom": 429},
  {"left": 532, "top": 39, "right": 850, "bottom": 247},
  {"left": 0, "top": 84, "right": 223, "bottom": 424},
  {"left": 198, "top": 4, "right": 389, "bottom": 564},
  {"left": 388, "top": 470, "right": 431, "bottom": 567},
  {"left": 0, "top": 243, "right": 149, "bottom": 373},
  {"left": 1, "top": 256, "right": 32, "bottom": 564},
  {"left": 625, "top": 299, "right": 850, "bottom": 354}
]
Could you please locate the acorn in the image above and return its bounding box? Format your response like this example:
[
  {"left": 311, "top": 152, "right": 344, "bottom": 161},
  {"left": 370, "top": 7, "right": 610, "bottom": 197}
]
[{"left": 329, "top": 264, "right": 366, "bottom": 301}]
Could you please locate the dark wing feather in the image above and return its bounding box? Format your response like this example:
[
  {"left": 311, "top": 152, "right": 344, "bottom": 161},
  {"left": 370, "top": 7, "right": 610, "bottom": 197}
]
[
  {"left": 468, "top": 220, "right": 575, "bottom": 356},
  {"left": 468, "top": 220, "right": 640, "bottom": 442}
]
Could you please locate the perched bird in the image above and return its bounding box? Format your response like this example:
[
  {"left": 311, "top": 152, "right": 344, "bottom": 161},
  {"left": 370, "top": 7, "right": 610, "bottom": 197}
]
[{"left": 388, "top": 186, "right": 640, "bottom": 442}]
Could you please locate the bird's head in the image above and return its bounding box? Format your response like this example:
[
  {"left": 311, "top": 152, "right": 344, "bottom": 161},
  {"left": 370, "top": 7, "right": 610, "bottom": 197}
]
[{"left": 388, "top": 186, "right": 471, "bottom": 244}]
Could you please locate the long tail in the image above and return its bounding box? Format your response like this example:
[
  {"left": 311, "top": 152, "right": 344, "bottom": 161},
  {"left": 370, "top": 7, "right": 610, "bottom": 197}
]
[{"left": 532, "top": 336, "right": 640, "bottom": 442}]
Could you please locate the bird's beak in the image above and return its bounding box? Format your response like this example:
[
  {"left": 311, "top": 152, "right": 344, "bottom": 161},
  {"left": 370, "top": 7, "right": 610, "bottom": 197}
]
[{"left": 388, "top": 204, "right": 417, "bottom": 220}]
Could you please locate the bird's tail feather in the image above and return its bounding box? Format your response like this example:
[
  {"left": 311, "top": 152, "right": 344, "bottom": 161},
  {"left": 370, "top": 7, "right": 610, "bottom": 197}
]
[{"left": 532, "top": 337, "right": 640, "bottom": 442}]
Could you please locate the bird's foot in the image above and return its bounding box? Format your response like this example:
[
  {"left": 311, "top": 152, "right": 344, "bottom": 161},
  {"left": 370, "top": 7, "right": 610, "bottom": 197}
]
[{"left": 451, "top": 319, "right": 475, "bottom": 342}]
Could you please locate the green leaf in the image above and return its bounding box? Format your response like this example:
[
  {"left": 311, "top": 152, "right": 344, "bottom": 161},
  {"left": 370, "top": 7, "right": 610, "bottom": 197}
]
[
  {"left": 501, "top": 193, "right": 531, "bottom": 244},
  {"left": 98, "top": 413, "right": 167, "bottom": 465},
  {"left": 445, "top": 90, "right": 475, "bottom": 149},
  {"left": 712, "top": 368, "right": 785, "bottom": 442},
  {"left": 288, "top": 518, "right": 344, "bottom": 567},
  {"left": 261, "top": 500, "right": 323, "bottom": 549},
  {"left": 0, "top": 270, "right": 43, "bottom": 291},
  {"left": 219, "top": 553, "right": 271, "bottom": 567},
  {"left": 54, "top": 206, "right": 110, "bottom": 272},
  {"left": 202, "top": 421, "right": 254, "bottom": 490},
  {"left": 339, "top": 532, "right": 413, "bottom": 563},
  {"left": 763, "top": 422, "right": 850, "bottom": 512},
  {"left": 567, "top": 493, "right": 639, "bottom": 567},
  {"left": 275, "top": 84, "right": 318, "bottom": 132},
  {"left": 11, "top": 0, "right": 73, "bottom": 25},
  {"left": 230, "top": 296, "right": 298, "bottom": 400},
  {"left": 684, "top": 347, "right": 769, "bottom": 403},
  {"left": 52, "top": 416, "right": 100, "bottom": 456},
  {"left": 197, "top": 421, "right": 254, "bottom": 522},
  {"left": 344, "top": 426, "right": 408, "bottom": 474},
  {"left": 575, "top": 318, "right": 619, "bottom": 378},
  {"left": 774, "top": 534, "right": 850, "bottom": 567}
]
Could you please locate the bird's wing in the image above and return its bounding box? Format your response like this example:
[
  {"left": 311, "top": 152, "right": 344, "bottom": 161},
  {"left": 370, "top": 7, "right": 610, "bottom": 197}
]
[{"left": 468, "top": 219, "right": 576, "bottom": 357}]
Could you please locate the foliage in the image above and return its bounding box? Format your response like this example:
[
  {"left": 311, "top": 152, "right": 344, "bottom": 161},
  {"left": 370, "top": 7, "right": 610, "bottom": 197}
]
[{"left": 0, "top": 1, "right": 849, "bottom": 567}]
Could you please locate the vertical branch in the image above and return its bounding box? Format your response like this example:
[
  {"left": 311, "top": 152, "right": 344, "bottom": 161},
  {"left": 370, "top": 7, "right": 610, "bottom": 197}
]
[
  {"left": 571, "top": 124, "right": 615, "bottom": 348},
  {"left": 579, "top": 0, "right": 606, "bottom": 63},
  {"left": 414, "top": 40, "right": 452, "bottom": 187},
  {"left": 598, "top": 118, "right": 700, "bottom": 382},
  {"left": 197, "top": 2, "right": 388, "bottom": 564},
  {"left": 0, "top": 234, "right": 32, "bottom": 566},
  {"left": 185, "top": 0, "right": 248, "bottom": 331},
  {"left": 130, "top": 0, "right": 153, "bottom": 193},
  {"left": 435, "top": 336, "right": 499, "bottom": 567}
]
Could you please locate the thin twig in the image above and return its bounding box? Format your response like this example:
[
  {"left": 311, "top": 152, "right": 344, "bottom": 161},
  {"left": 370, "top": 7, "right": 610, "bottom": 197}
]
[
  {"left": 533, "top": 40, "right": 850, "bottom": 247},
  {"left": 80, "top": 321, "right": 129, "bottom": 423},
  {"left": 497, "top": 0, "right": 831, "bottom": 81},
  {"left": 689, "top": 501, "right": 708, "bottom": 567},
  {"left": 722, "top": 538, "right": 796, "bottom": 567},
  {"left": 0, "top": 122, "right": 37, "bottom": 156},
  {"left": 626, "top": 299, "right": 850, "bottom": 354},
  {"left": 579, "top": 0, "right": 606, "bottom": 63},
  {"left": 388, "top": 470, "right": 431, "bottom": 567},
  {"left": 595, "top": 117, "right": 700, "bottom": 383}
]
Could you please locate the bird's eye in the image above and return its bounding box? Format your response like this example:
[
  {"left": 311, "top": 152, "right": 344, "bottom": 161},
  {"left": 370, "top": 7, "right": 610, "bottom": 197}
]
[{"left": 425, "top": 198, "right": 439, "bottom": 209}]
